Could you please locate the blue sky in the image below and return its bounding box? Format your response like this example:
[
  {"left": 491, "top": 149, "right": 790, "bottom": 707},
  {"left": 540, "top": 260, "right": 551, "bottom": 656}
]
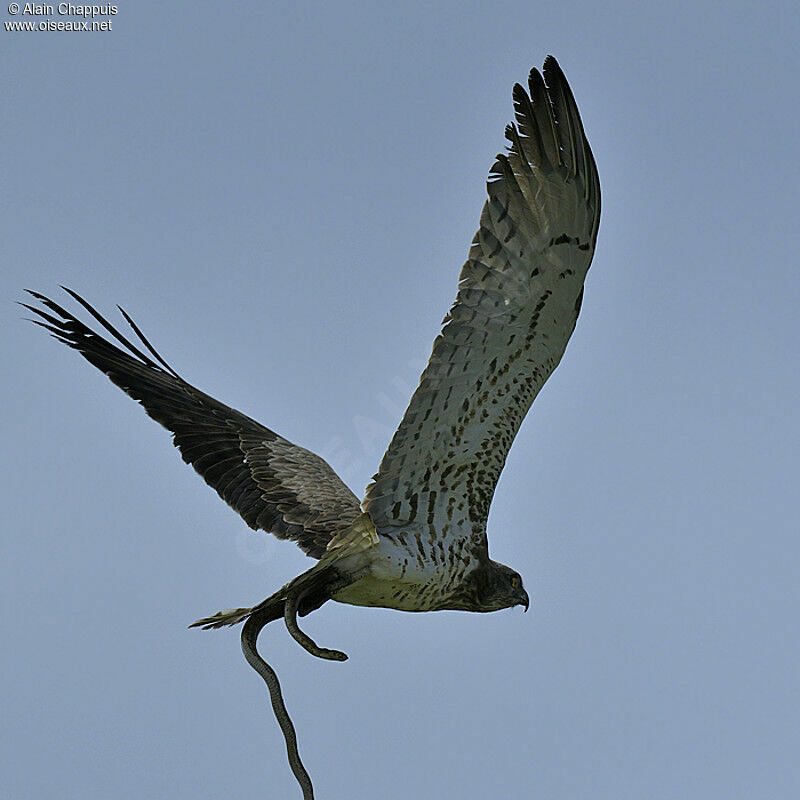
[{"left": 3, "top": 2, "right": 799, "bottom": 798}]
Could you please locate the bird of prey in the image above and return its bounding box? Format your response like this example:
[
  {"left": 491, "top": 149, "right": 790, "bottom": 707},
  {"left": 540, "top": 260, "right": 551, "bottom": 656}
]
[{"left": 25, "top": 56, "right": 599, "bottom": 799}]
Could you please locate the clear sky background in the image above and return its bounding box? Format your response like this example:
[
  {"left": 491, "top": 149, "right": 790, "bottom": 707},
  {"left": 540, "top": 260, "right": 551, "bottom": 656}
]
[{"left": 2, "top": 2, "right": 798, "bottom": 799}]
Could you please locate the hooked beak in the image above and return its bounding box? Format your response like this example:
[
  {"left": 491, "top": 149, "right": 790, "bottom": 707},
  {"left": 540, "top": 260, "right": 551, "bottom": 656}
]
[{"left": 520, "top": 589, "right": 530, "bottom": 613}]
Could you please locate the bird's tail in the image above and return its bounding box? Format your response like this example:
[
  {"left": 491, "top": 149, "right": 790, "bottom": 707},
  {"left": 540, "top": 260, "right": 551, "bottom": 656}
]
[
  {"left": 190, "top": 606, "right": 256, "bottom": 629},
  {"left": 190, "top": 585, "right": 289, "bottom": 630}
]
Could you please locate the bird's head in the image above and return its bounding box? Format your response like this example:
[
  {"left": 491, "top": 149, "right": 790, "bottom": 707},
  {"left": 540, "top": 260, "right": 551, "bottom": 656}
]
[
  {"left": 448, "top": 559, "right": 529, "bottom": 612},
  {"left": 486, "top": 561, "right": 529, "bottom": 612}
]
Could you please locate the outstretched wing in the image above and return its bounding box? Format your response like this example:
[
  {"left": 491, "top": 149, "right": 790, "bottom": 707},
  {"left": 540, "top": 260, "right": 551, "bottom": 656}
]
[
  {"left": 364, "top": 57, "right": 600, "bottom": 542},
  {"left": 24, "top": 289, "right": 361, "bottom": 559}
]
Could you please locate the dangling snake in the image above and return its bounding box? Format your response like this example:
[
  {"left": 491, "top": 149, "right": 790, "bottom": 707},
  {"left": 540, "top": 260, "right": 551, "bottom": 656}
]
[{"left": 240, "top": 584, "right": 350, "bottom": 800}]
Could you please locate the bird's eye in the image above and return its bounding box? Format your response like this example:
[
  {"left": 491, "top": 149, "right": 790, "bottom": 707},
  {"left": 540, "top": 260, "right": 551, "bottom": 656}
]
[{"left": 511, "top": 576, "right": 519, "bottom": 588}]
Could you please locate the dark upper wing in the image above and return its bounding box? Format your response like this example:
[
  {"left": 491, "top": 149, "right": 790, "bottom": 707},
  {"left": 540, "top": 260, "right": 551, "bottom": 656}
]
[
  {"left": 364, "top": 57, "right": 600, "bottom": 540},
  {"left": 24, "top": 288, "right": 361, "bottom": 559}
]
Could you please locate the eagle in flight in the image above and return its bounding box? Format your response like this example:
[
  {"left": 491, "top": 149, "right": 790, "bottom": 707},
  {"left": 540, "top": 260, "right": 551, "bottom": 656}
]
[{"left": 25, "top": 56, "right": 599, "bottom": 799}]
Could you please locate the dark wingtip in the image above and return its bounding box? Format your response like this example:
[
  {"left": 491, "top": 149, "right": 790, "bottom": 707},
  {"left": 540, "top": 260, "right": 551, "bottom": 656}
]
[
  {"left": 542, "top": 54, "right": 566, "bottom": 87},
  {"left": 528, "top": 65, "right": 543, "bottom": 88},
  {"left": 59, "top": 285, "right": 79, "bottom": 300}
]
